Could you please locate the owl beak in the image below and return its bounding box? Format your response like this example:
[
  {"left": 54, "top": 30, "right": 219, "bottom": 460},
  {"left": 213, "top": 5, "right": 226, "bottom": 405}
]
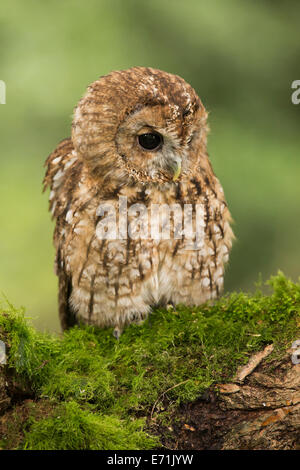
[{"left": 172, "top": 158, "right": 182, "bottom": 181}]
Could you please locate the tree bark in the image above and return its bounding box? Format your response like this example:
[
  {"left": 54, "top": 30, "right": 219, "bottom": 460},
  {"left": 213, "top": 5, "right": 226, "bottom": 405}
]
[
  {"left": 169, "top": 345, "right": 300, "bottom": 450},
  {"left": 0, "top": 367, "right": 11, "bottom": 415}
]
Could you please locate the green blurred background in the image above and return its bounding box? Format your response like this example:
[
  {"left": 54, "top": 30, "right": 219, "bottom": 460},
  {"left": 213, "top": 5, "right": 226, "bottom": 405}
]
[{"left": 1, "top": 0, "right": 299, "bottom": 332}]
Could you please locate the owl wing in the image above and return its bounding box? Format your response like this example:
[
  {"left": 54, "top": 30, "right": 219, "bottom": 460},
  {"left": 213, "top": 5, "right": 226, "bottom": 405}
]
[
  {"left": 44, "top": 138, "right": 80, "bottom": 330},
  {"left": 57, "top": 251, "right": 77, "bottom": 330}
]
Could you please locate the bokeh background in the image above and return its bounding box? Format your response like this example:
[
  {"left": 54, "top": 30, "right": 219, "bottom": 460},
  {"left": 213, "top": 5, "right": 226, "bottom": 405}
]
[{"left": 1, "top": 0, "right": 299, "bottom": 332}]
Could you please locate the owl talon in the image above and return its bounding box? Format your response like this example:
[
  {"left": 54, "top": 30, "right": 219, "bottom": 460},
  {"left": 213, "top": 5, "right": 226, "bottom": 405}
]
[
  {"left": 167, "top": 303, "right": 175, "bottom": 311},
  {"left": 113, "top": 327, "right": 123, "bottom": 340}
]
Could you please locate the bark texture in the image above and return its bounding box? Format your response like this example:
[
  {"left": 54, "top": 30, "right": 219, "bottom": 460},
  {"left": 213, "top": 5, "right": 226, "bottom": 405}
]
[{"left": 164, "top": 346, "right": 300, "bottom": 450}]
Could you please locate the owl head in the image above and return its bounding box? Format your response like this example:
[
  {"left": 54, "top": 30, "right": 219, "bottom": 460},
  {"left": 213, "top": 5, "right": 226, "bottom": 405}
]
[{"left": 72, "top": 67, "right": 208, "bottom": 184}]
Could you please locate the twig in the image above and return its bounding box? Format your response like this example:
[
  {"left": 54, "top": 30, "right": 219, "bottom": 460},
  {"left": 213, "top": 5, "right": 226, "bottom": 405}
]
[
  {"left": 150, "top": 379, "right": 190, "bottom": 420},
  {"left": 233, "top": 344, "right": 274, "bottom": 383}
]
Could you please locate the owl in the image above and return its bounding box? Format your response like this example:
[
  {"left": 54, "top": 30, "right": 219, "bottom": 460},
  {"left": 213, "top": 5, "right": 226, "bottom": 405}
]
[{"left": 44, "top": 67, "right": 234, "bottom": 338}]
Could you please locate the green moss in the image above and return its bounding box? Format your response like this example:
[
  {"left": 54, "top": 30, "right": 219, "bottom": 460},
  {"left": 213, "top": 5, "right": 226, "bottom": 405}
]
[
  {"left": 24, "top": 401, "right": 157, "bottom": 450},
  {"left": 0, "top": 272, "right": 299, "bottom": 450}
]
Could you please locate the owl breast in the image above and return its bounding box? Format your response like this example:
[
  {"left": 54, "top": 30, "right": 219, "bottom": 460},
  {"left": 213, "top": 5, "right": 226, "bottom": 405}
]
[{"left": 60, "top": 175, "right": 232, "bottom": 329}]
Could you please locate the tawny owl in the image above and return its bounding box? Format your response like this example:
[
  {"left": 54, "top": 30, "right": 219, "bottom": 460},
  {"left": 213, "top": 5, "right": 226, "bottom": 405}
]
[{"left": 44, "top": 67, "right": 234, "bottom": 338}]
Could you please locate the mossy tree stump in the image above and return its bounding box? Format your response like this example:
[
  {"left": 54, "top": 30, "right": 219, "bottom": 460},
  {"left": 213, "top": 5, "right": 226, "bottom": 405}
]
[{"left": 0, "top": 273, "right": 299, "bottom": 450}]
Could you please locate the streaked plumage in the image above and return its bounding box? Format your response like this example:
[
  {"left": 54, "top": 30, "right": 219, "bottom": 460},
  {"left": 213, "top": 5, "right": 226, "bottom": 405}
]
[{"left": 44, "top": 67, "right": 234, "bottom": 336}]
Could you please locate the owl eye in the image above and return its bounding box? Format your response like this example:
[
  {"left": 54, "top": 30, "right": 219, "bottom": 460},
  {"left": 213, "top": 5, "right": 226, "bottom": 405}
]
[{"left": 138, "top": 132, "right": 163, "bottom": 151}]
